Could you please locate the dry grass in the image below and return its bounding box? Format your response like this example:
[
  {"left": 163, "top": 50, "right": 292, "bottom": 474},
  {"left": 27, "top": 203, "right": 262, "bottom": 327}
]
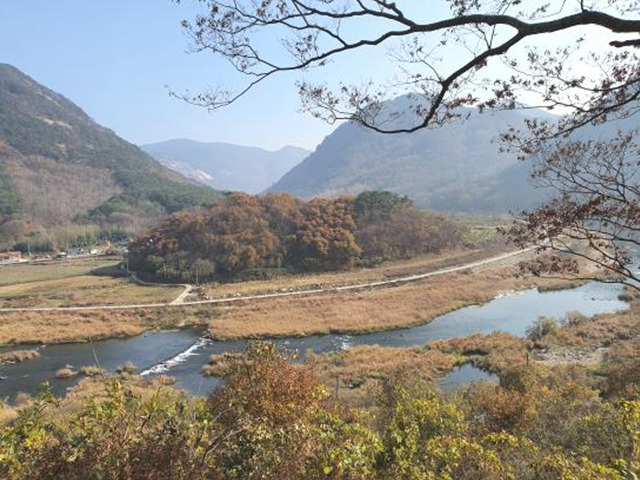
[
  {"left": 3, "top": 375, "right": 182, "bottom": 427},
  {"left": 63, "top": 375, "right": 177, "bottom": 407},
  {"left": 204, "top": 264, "right": 581, "bottom": 340},
  {"left": 538, "top": 292, "right": 640, "bottom": 350},
  {"left": 78, "top": 365, "right": 106, "bottom": 377},
  {"left": 309, "top": 345, "right": 456, "bottom": 385},
  {"left": 117, "top": 361, "right": 139, "bottom": 374},
  {"left": 427, "top": 332, "right": 531, "bottom": 373},
  {"left": 55, "top": 367, "right": 78, "bottom": 379},
  {"left": 201, "top": 247, "right": 504, "bottom": 299},
  {"left": 306, "top": 345, "right": 456, "bottom": 407},
  {"left": 0, "top": 349, "right": 39, "bottom": 364},
  {"left": 202, "top": 352, "right": 247, "bottom": 377},
  {"left": 0, "top": 247, "right": 583, "bottom": 345},
  {"left": 0, "top": 275, "right": 182, "bottom": 308},
  {"left": 0, "top": 257, "right": 120, "bottom": 287},
  {"left": 0, "top": 403, "right": 18, "bottom": 427},
  {"left": 0, "top": 307, "right": 206, "bottom": 344}
]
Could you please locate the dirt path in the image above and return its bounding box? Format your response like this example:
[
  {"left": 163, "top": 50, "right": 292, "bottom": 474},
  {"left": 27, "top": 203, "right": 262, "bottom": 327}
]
[
  {"left": 170, "top": 284, "right": 194, "bottom": 305},
  {"left": 0, "top": 246, "right": 537, "bottom": 314},
  {"left": 130, "top": 273, "right": 192, "bottom": 305}
]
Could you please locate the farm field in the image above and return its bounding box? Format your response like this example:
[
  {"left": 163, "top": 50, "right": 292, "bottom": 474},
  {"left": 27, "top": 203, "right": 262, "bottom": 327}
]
[
  {"left": 0, "top": 257, "right": 119, "bottom": 286},
  {"left": 0, "top": 258, "right": 183, "bottom": 308}
]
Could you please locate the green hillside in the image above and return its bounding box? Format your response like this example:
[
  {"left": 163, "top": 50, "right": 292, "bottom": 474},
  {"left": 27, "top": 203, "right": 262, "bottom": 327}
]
[{"left": 0, "top": 63, "right": 222, "bottom": 249}]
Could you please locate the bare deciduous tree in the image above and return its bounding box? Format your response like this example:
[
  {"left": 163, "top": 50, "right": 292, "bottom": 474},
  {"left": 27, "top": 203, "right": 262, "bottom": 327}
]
[
  {"left": 178, "top": 0, "right": 639, "bottom": 136},
  {"left": 177, "top": 0, "right": 640, "bottom": 285},
  {"left": 505, "top": 133, "right": 640, "bottom": 290}
]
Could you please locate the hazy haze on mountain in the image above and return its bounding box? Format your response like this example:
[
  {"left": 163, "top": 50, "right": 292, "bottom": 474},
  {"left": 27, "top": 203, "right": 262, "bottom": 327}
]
[
  {"left": 269, "top": 102, "right": 557, "bottom": 213},
  {"left": 142, "top": 139, "right": 310, "bottom": 194}
]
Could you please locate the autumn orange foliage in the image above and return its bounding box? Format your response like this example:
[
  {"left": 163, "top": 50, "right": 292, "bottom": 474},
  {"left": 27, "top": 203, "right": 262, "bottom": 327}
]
[{"left": 129, "top": 191, "right": 462, "bottom": 281}]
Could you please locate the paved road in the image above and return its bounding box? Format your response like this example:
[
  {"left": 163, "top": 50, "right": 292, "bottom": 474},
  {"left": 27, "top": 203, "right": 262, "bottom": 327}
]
[{"left": 0, "top": 246, "right": 537, "bottom": 314}]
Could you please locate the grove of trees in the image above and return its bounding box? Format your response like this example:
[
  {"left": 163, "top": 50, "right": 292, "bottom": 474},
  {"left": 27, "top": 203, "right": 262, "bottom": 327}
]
[{"left": 128, "top": 191, "right": 463, "bottom": 282}]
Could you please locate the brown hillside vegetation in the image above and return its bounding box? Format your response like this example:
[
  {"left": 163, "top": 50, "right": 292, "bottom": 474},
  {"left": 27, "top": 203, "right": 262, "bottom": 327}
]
[
  {"left": 0, "top": 63, "right": 222, "bottom": 250},
  {"left": 2, "top": 147, "right": 121, "bottom": 224}
]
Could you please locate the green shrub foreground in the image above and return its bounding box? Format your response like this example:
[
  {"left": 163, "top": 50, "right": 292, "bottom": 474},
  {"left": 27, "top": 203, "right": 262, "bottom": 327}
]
[{"left": 1, "top": 343, "right": 638, "bottom": 479}]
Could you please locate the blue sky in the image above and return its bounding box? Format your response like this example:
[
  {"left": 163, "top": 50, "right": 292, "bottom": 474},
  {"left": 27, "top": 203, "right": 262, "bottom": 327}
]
[
  {"left": 0, "top": 0, "right": 352, "bottom": 150},
  {"left": 0, "top": 1, "right": 610, "bottom": 150}
]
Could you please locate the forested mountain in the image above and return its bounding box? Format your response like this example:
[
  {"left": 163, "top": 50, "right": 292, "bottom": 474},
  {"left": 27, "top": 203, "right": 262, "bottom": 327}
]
[
  {"left": 0, "top": 64, "right": 222, "bottom": 249},
  {"left": 142, "top": 139, "right": 309, "bottom": 194},
  {"left": 269, "top": 103, "right": 553, "bottom": 213}
]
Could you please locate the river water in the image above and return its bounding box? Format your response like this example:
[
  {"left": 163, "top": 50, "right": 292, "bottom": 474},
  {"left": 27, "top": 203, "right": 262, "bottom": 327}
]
[{"left": 0, "top": 281, "right": 629, "bottom": 403}]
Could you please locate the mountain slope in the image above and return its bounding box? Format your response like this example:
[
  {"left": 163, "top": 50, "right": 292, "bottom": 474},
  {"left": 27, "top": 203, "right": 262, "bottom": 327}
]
[
  {"left": 142, "top": 139, "right": 309, "bottom": 194},
  {"left": 0, "top": 63, "right": 222, "bottom": 246},
  {"left": 269, "top": 106, "right": 551, "bottom": 213}
]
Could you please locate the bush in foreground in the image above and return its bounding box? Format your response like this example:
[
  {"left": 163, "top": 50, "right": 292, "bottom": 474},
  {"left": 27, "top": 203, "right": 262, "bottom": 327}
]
[{"left": 1, "top": 343, "right": 638, "bottom": 479}]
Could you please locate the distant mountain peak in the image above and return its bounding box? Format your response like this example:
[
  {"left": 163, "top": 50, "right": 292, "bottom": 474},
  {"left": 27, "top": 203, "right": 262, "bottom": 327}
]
[{"left": 142, "top": 139, "right": 310, "bottom": 194}]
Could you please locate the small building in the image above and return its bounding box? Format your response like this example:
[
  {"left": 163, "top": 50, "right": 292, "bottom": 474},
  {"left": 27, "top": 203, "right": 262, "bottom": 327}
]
[{"left": 0, "top": 251, "right": 22, "bottom": 263}]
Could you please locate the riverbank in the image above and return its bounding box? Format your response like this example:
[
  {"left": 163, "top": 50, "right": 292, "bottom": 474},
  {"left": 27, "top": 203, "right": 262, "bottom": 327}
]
[
  {"left": 0, "top": 247, "right": 588, "bottom": 345},
  {"left": 0, "top": 275, "right": 629, "bottom": 405},
  {"left": 307, "top": 290, "right": 640, "bottom": 406},
  {"left": 204, "top": 263, "right": 584, "bottom": 340}
]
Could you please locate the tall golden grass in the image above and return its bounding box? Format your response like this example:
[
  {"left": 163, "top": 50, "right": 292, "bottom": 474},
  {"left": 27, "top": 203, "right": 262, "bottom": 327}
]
[{"left": 205, "top": 265, "right": 581, "bottom": 340}]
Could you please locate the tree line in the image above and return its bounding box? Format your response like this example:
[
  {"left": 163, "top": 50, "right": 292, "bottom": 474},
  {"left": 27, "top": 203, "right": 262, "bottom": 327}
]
[{"left": 128, "top": 191, "right": 463, "bottom": 282}]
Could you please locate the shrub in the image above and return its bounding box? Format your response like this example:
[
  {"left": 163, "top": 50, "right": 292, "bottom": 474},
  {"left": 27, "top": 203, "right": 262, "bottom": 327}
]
[
  {"left": 0, "top": 343, "right": 637, "bottom": 479},
  {"left": 55, "top": 367, "right": 78, "bottom": 379},
  {"left": 526, "top": 316, "right": 558, "bottom": 341},
  {"left": 116, "top": 361, "right": 137, "bottom": 374},
  {"left": 78, "top": 365, "right": 106, "bottom": 377}
]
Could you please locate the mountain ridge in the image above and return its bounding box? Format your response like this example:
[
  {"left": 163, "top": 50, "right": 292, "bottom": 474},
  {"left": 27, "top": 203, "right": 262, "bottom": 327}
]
[
  {"left": 142, "top": 138, "right": 310, "bottom": 194},
  {"left": 0, "top": 63, "right": 222, "bottom": 248},
  {"left": 268, "top": 105, "right": 552, "bottom": 213}
]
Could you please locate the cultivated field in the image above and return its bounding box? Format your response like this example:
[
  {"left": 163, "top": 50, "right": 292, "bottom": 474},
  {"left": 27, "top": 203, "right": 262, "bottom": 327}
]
[
  {"left": 0, "top": 258, "right": 183, "bottom": 309},
  {"left": 0, "top": 257, "right": 119, "bottom": 286}
]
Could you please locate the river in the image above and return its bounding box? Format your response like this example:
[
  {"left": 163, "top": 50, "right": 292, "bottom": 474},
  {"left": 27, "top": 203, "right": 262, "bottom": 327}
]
[{"left": 0, "top": 281, "right": 629, "bottom": 403}]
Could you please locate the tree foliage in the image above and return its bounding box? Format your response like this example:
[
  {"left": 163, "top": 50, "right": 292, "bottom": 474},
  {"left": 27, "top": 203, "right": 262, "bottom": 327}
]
[
  {"left": 128, "top": 191, "right": 462, "bottom": 281},
  {"left": 1, "top": 343, "right": 639, "bottom": 479},
  {"left": 0, "top": 159, "right": 21, "bottom": 217}
]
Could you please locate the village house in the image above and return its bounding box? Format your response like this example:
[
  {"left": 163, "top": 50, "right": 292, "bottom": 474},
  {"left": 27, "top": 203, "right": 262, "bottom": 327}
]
[{"left": 0, "top": 251, "right": 22, "bottom": 263}]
